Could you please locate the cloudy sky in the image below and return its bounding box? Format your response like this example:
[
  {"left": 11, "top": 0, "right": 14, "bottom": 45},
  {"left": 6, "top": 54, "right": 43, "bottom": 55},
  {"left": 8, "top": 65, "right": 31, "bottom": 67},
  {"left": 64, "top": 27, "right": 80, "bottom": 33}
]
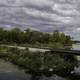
[{"left": 0, "top": 0, "right": 80, "bottom": 40}]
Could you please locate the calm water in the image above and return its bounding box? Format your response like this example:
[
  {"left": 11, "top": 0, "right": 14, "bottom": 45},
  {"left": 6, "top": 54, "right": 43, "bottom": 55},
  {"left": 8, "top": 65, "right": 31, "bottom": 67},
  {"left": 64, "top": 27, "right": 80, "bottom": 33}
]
[
  {"left": 73, "top": 44, "right": 80, "bottom": 50},
  {"left": 0, "top": 59, "right": 67, "bottom": 80},
  {"left": 0, "top": 59, "right": 31, "bottom": 80},
  {"left": 72, "top": 44, "right": 80, "bottom": 61},
  {"left": 72, "top": 44, "right": 80, "bottom": 75},
  {"left": 0, "top": 44, "right": 80, "bottom": 80}
]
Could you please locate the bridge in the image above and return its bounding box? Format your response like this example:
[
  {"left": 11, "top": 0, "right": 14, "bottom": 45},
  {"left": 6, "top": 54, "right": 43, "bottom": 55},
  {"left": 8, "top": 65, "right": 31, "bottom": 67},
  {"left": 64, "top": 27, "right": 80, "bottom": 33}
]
[
  {"left": 46, "top": 49, "right": 80, "bottom": 61},
  {"left": 48, "top": 49, "right": 80, "bottom": 55}
]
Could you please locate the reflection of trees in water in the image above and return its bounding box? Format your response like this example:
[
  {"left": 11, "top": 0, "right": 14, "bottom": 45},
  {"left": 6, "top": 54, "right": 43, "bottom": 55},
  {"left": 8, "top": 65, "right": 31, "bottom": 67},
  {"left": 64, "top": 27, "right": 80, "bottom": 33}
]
[{"left": 0, "top": 51, "right": 79, "bottom": 80}]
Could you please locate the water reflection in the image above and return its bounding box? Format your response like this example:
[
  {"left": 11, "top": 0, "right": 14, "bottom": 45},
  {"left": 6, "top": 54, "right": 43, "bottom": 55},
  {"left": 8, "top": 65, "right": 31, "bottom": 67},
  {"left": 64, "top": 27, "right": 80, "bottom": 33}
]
[
  {"left": 0, "top": 59, "right": 67, "bottom": 80},
  {"left": 0, "top": 73, "right": 31, "bottom": 80},
  {"left": 0, "top": 59, "right": 31, "bottom": 80},
  {"left": 72, "top": 44, "right": 80, "bottom": 76},
  {"left": 0, "top": 44, "right": 80, "bottom": 80}
]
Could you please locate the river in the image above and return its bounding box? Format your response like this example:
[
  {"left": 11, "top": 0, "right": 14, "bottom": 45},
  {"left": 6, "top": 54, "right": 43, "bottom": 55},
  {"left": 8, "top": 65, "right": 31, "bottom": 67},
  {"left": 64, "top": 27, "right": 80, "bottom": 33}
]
[
  {"left": 0, "top": 60, "right": 67, "bottom": 80},
  {"left": 0, "top": 44, "right": 80, "bottom": 80},
  {"left": 72, "top": 44, "right": 80, "bottom": 75}
]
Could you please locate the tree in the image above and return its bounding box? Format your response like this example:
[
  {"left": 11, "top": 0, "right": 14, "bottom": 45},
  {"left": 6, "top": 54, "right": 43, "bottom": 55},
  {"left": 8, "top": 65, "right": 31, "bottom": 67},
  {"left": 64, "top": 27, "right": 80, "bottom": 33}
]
[
  {"left": 52, "top": 30, "right": 60, "bottom": 42},
  {"left": 60, "top": 32, "right": 66, "bottom": 44}
]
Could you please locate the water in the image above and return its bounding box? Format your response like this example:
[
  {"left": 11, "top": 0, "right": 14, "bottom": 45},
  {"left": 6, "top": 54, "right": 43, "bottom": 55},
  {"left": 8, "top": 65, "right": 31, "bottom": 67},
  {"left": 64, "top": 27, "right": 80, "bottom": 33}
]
[
  {"left": 72, "top": 44, "right": 80, "bottom": 50},
  {"left": 0, "top": 44, "right": 80, "bottom": 80},
  {"left": 0, "top": 59, "right": 67, "bottom": 80},
  {"left": 72, "top": 44, "right": 80, "bottom": 75},
  {"left": 0, "top": 59, "right": 31, "bottom": 80}
]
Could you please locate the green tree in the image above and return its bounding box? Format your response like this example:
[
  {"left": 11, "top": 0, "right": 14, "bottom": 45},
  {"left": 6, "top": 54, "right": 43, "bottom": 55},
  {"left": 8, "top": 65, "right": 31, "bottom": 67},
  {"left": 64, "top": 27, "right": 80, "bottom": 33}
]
[
  {"left": 52, "top": 30, "right": 60, "bottom": 42},
  {"left": 60, "top": 32, "right": 66, "bottom": 44}
]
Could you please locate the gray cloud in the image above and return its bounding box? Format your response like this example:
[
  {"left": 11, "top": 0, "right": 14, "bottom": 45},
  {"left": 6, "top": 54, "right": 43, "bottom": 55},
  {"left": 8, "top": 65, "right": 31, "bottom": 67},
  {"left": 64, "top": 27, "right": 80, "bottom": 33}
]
[{"left": 0, "top": 0, "right": 79, "bottom": 39}]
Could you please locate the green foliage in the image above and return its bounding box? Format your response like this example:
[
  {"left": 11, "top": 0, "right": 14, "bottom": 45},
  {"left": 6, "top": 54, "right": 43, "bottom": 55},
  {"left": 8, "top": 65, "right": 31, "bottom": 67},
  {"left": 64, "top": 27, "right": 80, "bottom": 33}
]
[
  {"left": 49, "top": 30, "right": 72, "bottom": 49},
  {"left": 48, "top": 42, "right": 63, "bottom": 49},
  {"left": 0, "top": 28, "right": 72, "bottom": 48}
]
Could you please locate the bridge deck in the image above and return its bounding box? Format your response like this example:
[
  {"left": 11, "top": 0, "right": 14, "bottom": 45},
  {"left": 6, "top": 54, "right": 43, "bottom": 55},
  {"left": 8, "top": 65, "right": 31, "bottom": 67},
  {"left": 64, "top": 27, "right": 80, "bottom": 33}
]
[{"left": 49, "top": 49, "right": 80, "bottom": 55}]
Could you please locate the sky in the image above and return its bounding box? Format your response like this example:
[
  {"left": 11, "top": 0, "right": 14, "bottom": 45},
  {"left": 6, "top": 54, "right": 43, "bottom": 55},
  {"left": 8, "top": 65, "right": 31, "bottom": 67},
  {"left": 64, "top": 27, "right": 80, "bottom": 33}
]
[{"left": 0, "top": 0, "right": 80, "bottom": 40}]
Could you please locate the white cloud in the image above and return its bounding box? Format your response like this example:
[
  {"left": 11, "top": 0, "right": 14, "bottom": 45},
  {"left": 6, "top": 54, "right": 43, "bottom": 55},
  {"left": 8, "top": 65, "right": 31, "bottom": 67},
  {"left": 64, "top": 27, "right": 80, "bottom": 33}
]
[{"left": 76, "top": 28, "right": 80, "bottom": 31}]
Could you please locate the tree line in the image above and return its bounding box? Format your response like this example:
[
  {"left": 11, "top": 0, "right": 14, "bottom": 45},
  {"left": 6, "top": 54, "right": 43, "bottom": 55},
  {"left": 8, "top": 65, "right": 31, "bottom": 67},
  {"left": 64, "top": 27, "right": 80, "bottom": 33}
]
[{"left": 0, "top": 28, "right": 72, "bottom": 48}]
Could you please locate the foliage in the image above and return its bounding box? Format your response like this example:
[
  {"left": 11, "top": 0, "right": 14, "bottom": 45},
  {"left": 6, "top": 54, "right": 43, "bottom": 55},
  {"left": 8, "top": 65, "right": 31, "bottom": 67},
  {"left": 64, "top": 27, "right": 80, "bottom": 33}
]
[{"left": 0, "top": 28, "right": 72, "bottom": 48}]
